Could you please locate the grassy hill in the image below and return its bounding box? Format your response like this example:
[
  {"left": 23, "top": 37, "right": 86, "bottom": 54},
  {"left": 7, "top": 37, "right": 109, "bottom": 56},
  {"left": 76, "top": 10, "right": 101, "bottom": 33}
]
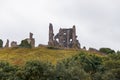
[
  {"left": 0, "top": 47, "right": 119, "bottom": 80},
  {"left": 0, "top": 47, "right": 81, "bottom": 66}
]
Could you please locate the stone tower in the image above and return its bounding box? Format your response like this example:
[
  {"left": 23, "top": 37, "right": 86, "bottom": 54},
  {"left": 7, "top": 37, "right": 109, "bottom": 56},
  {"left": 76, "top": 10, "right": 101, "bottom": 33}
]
[
  {"left": 48, "top": 23, "right": 54, "bottom": 46},
  {"left": 72, "top": 25, "right": 77, "bottom": 48},
  {"left": 4, "top": 39, "right": 9, "bottom": 48},
  {"left": 26, "top": 32, "right": 35, "bottom": 47},
  {"left": 29, "top": 32, "right": 35, "bottom": 47}
]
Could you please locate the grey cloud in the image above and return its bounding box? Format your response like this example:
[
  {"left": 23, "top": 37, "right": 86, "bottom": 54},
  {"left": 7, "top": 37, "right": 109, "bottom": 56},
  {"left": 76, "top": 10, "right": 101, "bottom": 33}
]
[{"left": 0, "top": 0, "right": 120, "bottom": 50}]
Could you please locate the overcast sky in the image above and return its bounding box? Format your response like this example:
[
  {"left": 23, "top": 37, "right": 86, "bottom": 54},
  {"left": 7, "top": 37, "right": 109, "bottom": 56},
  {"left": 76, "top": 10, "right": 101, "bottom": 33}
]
[{"left": 0, "top": 0, "right": 120, "bottom": 50}]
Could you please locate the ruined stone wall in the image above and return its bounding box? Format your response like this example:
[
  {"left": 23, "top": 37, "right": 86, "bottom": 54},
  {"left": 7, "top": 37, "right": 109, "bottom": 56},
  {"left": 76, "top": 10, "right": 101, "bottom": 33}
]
[
  {"left": 29, "top": 32, "right": 35, "bottom": 47},
  {"left": 4, "top": 39, "right": 9, "bottom": 48},
  {"left": 26, "top": 32, "right": 35, "bottom": 47},
  {"left": 48, "top": 23, "right": 81, "bottom": 49}
]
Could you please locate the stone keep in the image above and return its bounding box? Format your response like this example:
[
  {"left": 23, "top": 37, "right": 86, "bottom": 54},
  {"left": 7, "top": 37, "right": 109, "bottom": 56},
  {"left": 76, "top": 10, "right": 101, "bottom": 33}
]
[{"left": 48, "top": 23, "right": 80, "bottom": 49}]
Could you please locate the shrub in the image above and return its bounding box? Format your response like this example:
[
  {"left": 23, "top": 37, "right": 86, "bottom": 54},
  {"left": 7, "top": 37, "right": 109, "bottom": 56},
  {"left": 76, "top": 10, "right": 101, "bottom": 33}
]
[
  {"left": 99, "top": 48, "right": 115, "bottom": 54},
  {"left": 19, "top": 39, "right": 32, "bottom": 48},
  {"left": 0, "top": 62, "right": 18, "bottom": 80},
  {"left": 0, "top": 39, "right": 3, "bottom": 48},
  {"left": 55, "top": 60, "right": 91, "bottom": 80},
  {"left": 73, "top": 52, "right": 103, "bottom": 74},
  {"left": 55, "top": 52, "right": 97, "bottom": 80},
  {"left": 19, "top": 61, "right": 54, "bottom": 80}
]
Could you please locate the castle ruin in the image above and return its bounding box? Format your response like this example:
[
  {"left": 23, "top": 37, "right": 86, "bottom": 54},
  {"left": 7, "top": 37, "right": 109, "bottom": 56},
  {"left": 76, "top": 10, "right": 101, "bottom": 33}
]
[
  {"left": 26, "top": 32, "right": 35, "bottom": 47},
  {"left": 48, "top": 23, "right": 80, "bottom": 49}
]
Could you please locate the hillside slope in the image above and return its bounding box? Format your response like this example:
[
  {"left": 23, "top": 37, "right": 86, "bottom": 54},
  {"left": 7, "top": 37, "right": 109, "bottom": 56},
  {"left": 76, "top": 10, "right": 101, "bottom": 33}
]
[{"left": 0, "top": 47, "right": 80, "bottom": 66}]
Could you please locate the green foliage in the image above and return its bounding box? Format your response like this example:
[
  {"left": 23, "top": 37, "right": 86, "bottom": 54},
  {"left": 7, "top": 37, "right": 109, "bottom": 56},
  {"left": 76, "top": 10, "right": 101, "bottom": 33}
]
[
  {"left": 102, "top": 68, "right": 120, "bottom": 80},
  {"left": 0, "top": 50, "right": 119, "bottom": 80},
  {"left": 108, "top": 53, "right": 120, "bottom": 60},
  {"left": 73, "top": 52, "right": 103, "bottom": 74},
  {"left": 55, "top": 52, "right": 120, "bottom": 80},
  {"left": 12, "top": 61, "right": 54, "bottom": 80},
  {"left": 55, "top": 60, "right": 91, "bottom": 80},
  {"left": 99, "top": 48, "right": 115, "bottom": 54},
  {"left": 104, "top": 60, "right": 120, "bottom": 69},
  {"left": 0, "top": 39, "right": 3, "bottom": 48},
  {"left": 21, "top": 61, "right": 54, "bottom": 80},
  {"left": 19, "top": 39, "right": 32, "bottom": 48},
  {"left": 101, "top": 53, "right": 120, "bottom": 80},
  {"left": 0, "top": 62, "right": 18, "bottom": 80},
  {"left": 0, "top": 61, "right": 55, "bottom": 80},
  {"left": 55, "top": 52, "right": 104, "bottom": 80}
]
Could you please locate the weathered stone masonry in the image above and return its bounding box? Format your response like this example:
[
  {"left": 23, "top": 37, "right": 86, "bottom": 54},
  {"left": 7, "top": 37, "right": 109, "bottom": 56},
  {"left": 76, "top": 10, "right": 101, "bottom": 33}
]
[
  {"left": 48, "top": 23, "right": 80, "bottom": 49},
  {"left": 26, "top": 32, "right": 35, "bottom": 47}
]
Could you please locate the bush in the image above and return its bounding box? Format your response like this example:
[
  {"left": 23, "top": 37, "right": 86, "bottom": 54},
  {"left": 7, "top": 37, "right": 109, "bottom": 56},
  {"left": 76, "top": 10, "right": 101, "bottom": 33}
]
[
  {"left": 99, "top": 48, "right": 115, "bottom": 54},
  {"left": 73, "top": 52, "right": 103, "bottom": 74},
  {"left": 0, "top": 62, "right": 18, "bottom": 80},
  {"left": 101, "top": 53, "right": 120, "bottom": 80},
  {"left": 19, "top": 39, "right": 32, "bottom": 48},
  {"left": 18, "top": 61, "right": 55, "bottom": 80},
  {"left": 55, "top": 60, "right": 91, "bottom": 80}
]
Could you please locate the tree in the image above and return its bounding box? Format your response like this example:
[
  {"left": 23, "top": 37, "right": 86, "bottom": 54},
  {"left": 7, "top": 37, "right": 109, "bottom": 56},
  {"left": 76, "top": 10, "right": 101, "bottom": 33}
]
[
  {"left": 99, "top": 48, "right": 115, "bottom": 54},
  {"left": 0, "top": 39, "right": 3, "bottom": 48}
]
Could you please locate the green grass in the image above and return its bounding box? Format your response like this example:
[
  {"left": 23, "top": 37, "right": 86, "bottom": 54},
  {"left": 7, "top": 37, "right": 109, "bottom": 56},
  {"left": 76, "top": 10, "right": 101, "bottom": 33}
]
[
  {"left": 0, "top": 47, "right": 81, "bottom": 66},
  {"left": 0, "top": 47, "right": 104, "bottom": 66}
]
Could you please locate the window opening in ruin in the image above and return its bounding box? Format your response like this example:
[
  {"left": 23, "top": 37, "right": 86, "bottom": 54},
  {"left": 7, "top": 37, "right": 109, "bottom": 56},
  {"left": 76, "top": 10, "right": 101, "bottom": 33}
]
[{"left": 63, "top": 33, "right": 66, "bottom": 35}]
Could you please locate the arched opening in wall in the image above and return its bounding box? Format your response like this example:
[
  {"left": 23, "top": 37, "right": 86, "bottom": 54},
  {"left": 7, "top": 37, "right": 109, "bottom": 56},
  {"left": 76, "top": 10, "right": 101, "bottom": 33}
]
[{"left": 70, "top": 39, "right": 72, "bottom": 42}]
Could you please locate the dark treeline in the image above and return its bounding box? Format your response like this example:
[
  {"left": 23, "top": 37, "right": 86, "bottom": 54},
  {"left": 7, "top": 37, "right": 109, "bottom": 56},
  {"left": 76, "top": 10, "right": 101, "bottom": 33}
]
[{"left": 0, "top": 52, "right": 120, "bottom": 80}]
